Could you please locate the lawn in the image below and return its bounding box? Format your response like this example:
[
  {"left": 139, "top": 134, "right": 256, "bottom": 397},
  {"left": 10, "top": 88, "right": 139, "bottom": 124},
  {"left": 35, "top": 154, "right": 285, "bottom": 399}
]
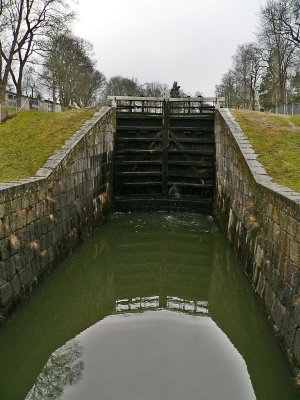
[
  {"left": 231, "top": 109, "right": 300, "bottom": 192},
  {"left": 0, "top": 108, "right": 97, "bottom": 183}
]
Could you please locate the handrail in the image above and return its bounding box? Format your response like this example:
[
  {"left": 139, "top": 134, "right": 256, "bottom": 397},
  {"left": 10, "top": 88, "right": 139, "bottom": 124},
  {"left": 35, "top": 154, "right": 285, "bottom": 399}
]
[{"left": 107, "top": 95, "right": 225, "bottom": 103}]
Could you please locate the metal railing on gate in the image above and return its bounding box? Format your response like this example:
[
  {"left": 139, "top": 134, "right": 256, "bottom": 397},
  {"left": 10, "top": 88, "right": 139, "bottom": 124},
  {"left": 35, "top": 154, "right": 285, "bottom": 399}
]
[{"left": 107, "top": 96, "right": 225, "bottom": 115}]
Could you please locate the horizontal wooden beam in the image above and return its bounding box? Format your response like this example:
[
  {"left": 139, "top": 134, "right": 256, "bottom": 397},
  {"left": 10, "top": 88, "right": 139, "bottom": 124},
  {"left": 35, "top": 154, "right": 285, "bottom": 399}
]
[
  {"left": 117, "top": 149, "right": 162, "bottom": 154},
  {"left": 116, "top": 137, "right": 214, "bottom": 143},
  {"left": 168, "top": 161, "right": 214, "bottom": 166},
  {"left": 122, "top": 181, "right": 163, "bottom": 186},
  {"left": 168, "top": 182, "right": 213, "bottom": 188},
  {"left": 116, "top": 160, "right": 162, "bottom": 165},
  {"left": 116, "top": 137, "right": 162, "bottom": 142},
  {"left": 117, "top": 126, "right": 162, "bottom": 131},
  {"left": 116, "top": 172, "right": 162, "bottom": 176},
  {"left": 169, "top": 138, "right": 214, "bottom": 143},
  {"left": 168, "top": 149, "right": 214, "bottom": 155},
  {"left": 169, "top": 127, "right": 214, "bottom": 132}
]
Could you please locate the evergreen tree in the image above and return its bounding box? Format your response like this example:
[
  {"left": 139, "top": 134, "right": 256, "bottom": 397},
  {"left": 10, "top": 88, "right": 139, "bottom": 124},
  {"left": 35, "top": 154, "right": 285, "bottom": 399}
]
[{"left": 170, "top": 81, "right": 181, "bottom": 98}]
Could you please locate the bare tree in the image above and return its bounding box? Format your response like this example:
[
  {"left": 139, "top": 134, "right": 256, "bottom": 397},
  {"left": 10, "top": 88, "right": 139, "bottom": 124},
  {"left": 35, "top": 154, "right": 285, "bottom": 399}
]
[
  {"left": 23, "top": 65, "right": 40, "bottom": 97},
  {"left": 75, "top": 69, "right": 106, "bottom": 107},
  {"left": 105, "top": 75, "right": 141, "bottom": 97},
  {"left": 276, "top": 0, "right": 300, "bottom": 47},
  {"left": 26, "top": 339, "right": 84, "bottom": 400},
  {"left": 0, "top": 0, "right": 74, "bottom": 102},
  {"left": 233, "top": 43, "right": 263, "bottom": 109},
  {"left": 216, "top": 70, "right": 238, "bottom": 108},
  {"left": 258, "top": 0, "right": 296, "bottom": 106},
  {"left": 42, "top": 32, "right": 106, "bottom": 107},
  {"left": 140, "top": 81, "right": 169, "bottom": 97}
]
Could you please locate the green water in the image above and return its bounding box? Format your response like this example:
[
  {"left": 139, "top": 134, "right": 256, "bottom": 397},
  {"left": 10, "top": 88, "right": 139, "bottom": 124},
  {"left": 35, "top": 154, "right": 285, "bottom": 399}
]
[{"left": 0, "top": 213, "right": 299, "bottom": 400}]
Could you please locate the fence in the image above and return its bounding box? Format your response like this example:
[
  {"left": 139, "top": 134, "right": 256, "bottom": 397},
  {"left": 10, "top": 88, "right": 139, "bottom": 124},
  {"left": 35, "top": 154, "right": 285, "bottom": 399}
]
[
  {"left": 0, "top": 102, "right": 17, "bottom": 122},
  {"left": 0, "top": 94, "right": 68, "bottom": 122},
  {"left": 269, "top": 103, "right": 300, "bottom": 115}
]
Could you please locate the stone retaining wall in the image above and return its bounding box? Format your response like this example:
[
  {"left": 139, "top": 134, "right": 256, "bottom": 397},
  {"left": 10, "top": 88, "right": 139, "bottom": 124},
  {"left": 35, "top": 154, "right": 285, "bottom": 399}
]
[
  {"left": 0, "top": 107, "right": 115, "bottom": 318},
  {"left": 214, "top": 109, "right": 300, "bottom": 378}
]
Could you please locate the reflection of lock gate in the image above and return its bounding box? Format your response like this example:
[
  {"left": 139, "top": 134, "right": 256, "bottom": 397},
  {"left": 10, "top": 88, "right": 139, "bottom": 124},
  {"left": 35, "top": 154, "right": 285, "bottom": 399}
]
[
  {"left": 115, "top": 296, "right": 208, "bottom": 316},
  {"left": 109, "top": 96, "right": 224, "bottom": 213}
]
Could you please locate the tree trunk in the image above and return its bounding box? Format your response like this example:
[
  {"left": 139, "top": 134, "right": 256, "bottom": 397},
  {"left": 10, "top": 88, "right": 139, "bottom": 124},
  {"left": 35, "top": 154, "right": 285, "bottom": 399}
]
[
  {"left": 0, "top": 82, "right": 6, "bottom": 103},
  {"left": 15, "top": 69, "right": 23, "bottom": 97}
]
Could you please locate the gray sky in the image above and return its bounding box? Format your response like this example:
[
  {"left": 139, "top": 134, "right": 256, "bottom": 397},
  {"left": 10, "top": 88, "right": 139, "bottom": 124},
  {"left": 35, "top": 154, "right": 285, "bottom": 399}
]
[{"left": 73, "top": 0, "right": 263, "bottom": 96}]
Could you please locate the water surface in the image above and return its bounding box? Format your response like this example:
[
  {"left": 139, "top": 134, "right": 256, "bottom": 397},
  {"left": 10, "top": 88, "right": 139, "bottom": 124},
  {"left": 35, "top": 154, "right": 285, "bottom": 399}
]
[{"left": 0, "top": 213, "right": 298, "bottom": 399}]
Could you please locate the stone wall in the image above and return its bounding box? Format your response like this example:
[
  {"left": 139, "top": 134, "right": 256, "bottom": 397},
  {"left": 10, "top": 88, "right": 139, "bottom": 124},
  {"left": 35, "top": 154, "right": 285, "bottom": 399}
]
[
  {"left": 0, "top": 107, "right": 115, "bottom": 318},
  {"left": 214, "top": 108, "right": 300, "bottom": 378}
]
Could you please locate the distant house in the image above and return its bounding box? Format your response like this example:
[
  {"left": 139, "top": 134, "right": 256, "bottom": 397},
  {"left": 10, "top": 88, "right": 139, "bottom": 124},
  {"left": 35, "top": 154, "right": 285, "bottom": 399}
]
[{"left": 5, "top": 91, "right": 67, "bottom": 113}]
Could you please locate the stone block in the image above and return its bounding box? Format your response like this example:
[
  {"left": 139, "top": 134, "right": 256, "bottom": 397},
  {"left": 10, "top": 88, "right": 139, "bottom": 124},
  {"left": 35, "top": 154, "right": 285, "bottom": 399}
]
[
  {"left": 264, "top": 282, "right": 275, "bottom": 311},
  {"left": 294, "top": 329, "right": 300, "bottom": 365},
  {"left": 39, "top": 251, "right": 49, "bottom": 272},
  {"left": 256, "top": 273, "right": 266, "bottom": 299},
  {"left": 0, "top": 282, "right": 13, "bottom": 305},
  {"left": 272, "top": 206, "right": 280, "bottom": 225},
  {"left": 272, "top": 222, "right": 281, "bottom": 242},
  {"left": 0, "top": 219, "right": 4, "bottom": 240},
  {"left": 48, "top": 246, "right": 55, "bottom": 263},
  {"left": 11, "top": 274, "right": 21, "bottom": 297},
  {"left": 16, "top": 209, "right": 27, "bottom": 231},
  {"left": 31, "top": 258, "right": 41, "bottom": 278},
  {"left": 286, "top": 216, "right": 298, "bottom": 238},
  {"left": 24, "top": 246, "right": 35, "bottom": 264},
  {"left": 0, "top": 238, "right": 9, "bottom": 261},
  {"left": 271, "top": 298, "right": 285, "bottom": 331},
  {"left": 36, "top": 201, "right": 44, "bottom": 219},
  {"left": 0, "top": 203, "right": 5, "bottom": 219},
  {"left": 284, "top": 258, "right": 299, "bottom": 289},
  {"left": 289, "top": 239, "right": 299, "bottom": 265},
  {"left": 21, "top": 196, "right": 30, "bottom": 209},
  {"left": 281, "top": 312, "right": 296, "bottom": 350},
  {"left": 14, "top": 253, "right": 25, "bottom": 273},
  {"left": 6, "top": 257, "right": 16, "bottom": 280},
  {"left": 26, "top": 207, "right": 37, "bottom": 225},
  {"left": 295, "top": 303, "right": 300, "bottom": 326},
  {"left": 19, "top": 264, "right": 33, "bottom": 287},
  {"left": 40, "top": 218, "right": 49, "bottom": 236},
  {"left": 0, "top": 261, "right": 7, "bottom": 281},
  {"left": 279, "top": 284, "right": 295, "bottom": 311}
]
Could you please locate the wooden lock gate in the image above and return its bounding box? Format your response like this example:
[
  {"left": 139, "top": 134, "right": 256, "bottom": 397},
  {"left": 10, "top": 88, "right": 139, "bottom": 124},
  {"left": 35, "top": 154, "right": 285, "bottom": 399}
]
[{"left": 108, "top": 96, "right": 224, "bottom": 214}]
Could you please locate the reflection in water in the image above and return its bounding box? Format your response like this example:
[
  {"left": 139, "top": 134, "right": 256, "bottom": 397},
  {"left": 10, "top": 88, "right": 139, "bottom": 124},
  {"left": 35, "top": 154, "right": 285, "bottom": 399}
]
[
  {"left": 52, "top": 311, "right": 255, "bottom": 400},
  {"left": 0, "top": 213, "right": 299, "bottom": 400},
  {"left": 115, "top": 296, "right": 208, "bottom": 315},
  {"left": 25, "top": 340, "right": 84, "bottom": 400}
]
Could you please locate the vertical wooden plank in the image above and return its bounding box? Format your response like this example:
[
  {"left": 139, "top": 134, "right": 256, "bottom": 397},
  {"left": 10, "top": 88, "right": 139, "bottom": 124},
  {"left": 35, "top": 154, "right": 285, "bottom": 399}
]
[{"left": 162, "top": 100, "right": 169, "bottom": 196}]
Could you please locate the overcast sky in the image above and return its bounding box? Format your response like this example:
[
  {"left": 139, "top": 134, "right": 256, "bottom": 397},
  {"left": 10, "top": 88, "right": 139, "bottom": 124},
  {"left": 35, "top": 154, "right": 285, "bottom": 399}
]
[{"left": 73, "top": 0, "right": 264, "bottom": 96}]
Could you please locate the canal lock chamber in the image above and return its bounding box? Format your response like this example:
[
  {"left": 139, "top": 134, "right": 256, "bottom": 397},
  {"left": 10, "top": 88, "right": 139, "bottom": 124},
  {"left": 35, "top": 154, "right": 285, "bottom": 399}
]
[{"left": 0, "top": 98, "right": 299, "bottom": 399}]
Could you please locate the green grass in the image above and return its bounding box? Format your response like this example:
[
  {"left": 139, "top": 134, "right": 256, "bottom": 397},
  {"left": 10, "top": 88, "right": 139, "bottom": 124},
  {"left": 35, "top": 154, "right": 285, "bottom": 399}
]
[
  {"left": 231, "top": 109, "right": 300, "bottom": 192},
  {"left": 0, "top": 108, "right": 97, "bottom": 183}
]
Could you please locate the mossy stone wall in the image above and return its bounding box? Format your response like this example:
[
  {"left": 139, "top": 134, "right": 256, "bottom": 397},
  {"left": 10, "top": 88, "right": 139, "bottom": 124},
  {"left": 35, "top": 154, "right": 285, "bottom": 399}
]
[
  {"left": 214, "top": 108, "right": 300, "bottom": 378},
  {"left": 0, "top": 107, "right": 115, "bottom": 318}
]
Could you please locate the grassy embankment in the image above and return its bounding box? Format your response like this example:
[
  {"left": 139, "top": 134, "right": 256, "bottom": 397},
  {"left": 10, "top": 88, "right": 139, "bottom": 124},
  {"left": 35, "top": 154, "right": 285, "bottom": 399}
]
[
  {"left": 0, "top": 109, "right": 96, "bottom": 183},
  {"left": 231, "top": 109, "right": 300, "bottom": 192}
]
